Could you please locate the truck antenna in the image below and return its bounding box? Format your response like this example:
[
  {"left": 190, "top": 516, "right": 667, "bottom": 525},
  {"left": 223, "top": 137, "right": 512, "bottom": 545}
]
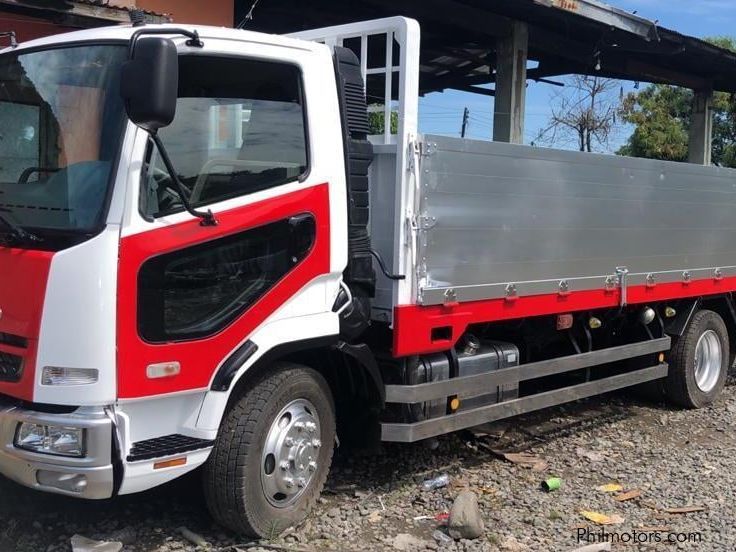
[
  {"left": 0, "top": 31, "right": 17, "bottom": 49},
  {"left": 237, "top": 0, "right": 262, "bottom": 29}
]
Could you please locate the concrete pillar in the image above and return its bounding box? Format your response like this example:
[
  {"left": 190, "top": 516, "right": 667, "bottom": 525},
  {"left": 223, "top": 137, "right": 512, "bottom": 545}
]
[
  {"left": 493, "top": 21, "right": 528, "bottom": 144},
  {"left": 688, "top": 90, "right": 713, "bottom": 165}
]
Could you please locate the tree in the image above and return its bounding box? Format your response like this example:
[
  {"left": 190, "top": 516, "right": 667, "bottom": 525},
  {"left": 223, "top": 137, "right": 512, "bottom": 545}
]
[
  {"left": 617, "top": 85, "right": 691, "bottom": 162},
  {"left": 368, "top": 110, "right": 398, "bottom": 135},
  {"left": 535, "top": 75, "right": 621, "bottom": 152},
  {"left": 618, "top": 37, "right": 736, "bottom": 166}
]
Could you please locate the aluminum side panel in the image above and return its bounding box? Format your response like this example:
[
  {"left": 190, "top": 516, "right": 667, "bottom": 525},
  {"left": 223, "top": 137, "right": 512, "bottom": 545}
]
[{"left": 417, "top": 136, "right": 736, "bottom": 305}]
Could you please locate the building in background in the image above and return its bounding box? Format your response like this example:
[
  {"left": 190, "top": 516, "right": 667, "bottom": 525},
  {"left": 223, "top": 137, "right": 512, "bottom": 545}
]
[
  {"left": 0, "top": 0, "right": 235, "bottom": 44},
  {"left": 124, "top": 0, "right": 235, "bottom": 27}
]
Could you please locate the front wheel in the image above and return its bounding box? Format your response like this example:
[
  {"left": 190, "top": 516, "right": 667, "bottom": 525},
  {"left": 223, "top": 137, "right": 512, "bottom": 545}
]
[
  {"left": 665, "top": 309, "right": 730, "bottom": 408},
  {"left": 204, "top": 363, "right": 336, "bottom": 537}
]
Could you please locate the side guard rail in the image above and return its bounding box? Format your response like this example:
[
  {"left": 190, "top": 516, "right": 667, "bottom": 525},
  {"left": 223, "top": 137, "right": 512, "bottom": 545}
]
[{"left": 381, "top": 337, "right": 670, "bottom": 442}]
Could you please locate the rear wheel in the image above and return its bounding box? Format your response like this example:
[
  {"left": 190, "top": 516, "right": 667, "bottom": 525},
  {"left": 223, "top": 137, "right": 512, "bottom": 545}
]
[
  {"left": 204, "top": 363, "right": 336, "bottom": 537},
  {"left": 665, "top": 309, "right": 729, "bottom": 408}
]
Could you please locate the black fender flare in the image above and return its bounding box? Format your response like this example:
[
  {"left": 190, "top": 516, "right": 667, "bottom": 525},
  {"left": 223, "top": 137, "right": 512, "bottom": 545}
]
[
  {"left": 211, "top": 336, "right": 337, "bottom": 392},
  {"left": 210, "top": 336, "right": 385, "bottom": 410},
  {"left": 333, "top": 340, "right": 385, "bottom": 408}
]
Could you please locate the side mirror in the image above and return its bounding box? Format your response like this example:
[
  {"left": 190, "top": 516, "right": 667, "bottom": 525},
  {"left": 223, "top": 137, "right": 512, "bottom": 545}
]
[{"left": 121, "top": 36, "right": 178, "bottom": 133}]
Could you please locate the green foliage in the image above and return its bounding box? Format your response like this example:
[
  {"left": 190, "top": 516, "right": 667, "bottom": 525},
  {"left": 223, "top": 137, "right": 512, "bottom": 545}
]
[
  {"left": 368, "top": 110, "right": 398, "bottom": 134},
  {"left": 618, "top": 37, "right": 736, "bottom": 166},
  {"left": 618, "top": 85, "right": 691, "bottom": 161}
]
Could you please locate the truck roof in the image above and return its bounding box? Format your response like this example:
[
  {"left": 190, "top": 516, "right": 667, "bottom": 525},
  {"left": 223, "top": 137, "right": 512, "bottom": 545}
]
[{"left": 0, "top": 23, "right": 321, "bottom": 56}]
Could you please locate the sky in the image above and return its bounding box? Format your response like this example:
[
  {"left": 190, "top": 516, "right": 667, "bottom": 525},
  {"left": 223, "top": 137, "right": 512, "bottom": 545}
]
[{"left": 417, "top": 0, "right": 736, "bottom": 151}]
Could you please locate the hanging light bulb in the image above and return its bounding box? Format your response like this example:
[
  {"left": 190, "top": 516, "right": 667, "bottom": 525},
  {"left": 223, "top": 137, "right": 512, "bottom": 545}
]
[{"left": 593, "top": 50, "right": 602, "bottom": 71}]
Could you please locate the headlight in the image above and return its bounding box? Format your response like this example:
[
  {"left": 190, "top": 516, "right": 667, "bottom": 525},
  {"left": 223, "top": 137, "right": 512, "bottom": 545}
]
[
  {"left": 41, "top": 367, "right": 98, "bottom": 386},
  {"left": 14, "top": 423, "right": 85, "bottom": 458}
]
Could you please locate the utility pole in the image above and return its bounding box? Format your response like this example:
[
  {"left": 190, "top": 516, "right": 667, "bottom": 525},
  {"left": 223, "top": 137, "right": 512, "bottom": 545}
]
[{"left": 461, "top": 107, "right": 470, "bottom": 138}]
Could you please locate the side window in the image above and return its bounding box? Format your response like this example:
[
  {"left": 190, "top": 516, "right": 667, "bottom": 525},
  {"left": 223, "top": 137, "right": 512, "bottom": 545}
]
[
  {"left": 138, "top": 215, "right": 316, "bottom": 342},
  {"left": 0, "top": 101, "right": 40, "bottom": 184},
  {"left": 140, "top": 56, "right": 308, "bottom": 219}
]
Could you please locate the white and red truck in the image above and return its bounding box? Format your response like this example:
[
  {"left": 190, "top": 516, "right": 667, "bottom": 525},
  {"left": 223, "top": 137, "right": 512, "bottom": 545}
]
[{"left": 0, "top": 16, "right": 735, "bottom": 536}]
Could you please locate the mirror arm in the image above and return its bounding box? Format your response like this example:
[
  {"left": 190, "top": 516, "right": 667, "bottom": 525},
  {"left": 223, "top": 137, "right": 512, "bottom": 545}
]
[
  {"left": 129, "top": 28, "right": 203, "bottom": 57},
  {"left": 150, "top": 133, "right": 218, "bottom": 227}
]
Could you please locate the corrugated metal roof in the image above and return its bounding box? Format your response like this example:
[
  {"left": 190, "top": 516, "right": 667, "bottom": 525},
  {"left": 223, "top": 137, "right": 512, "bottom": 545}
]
[
  {"left": 75, "top": 0, "right": 165, "bottom": 18},
  {"left": 0, "top": 0, "right": 170, "bottom": 24},
  {"left": 246, "top": 0, "right": 736, "bottom": 93}
]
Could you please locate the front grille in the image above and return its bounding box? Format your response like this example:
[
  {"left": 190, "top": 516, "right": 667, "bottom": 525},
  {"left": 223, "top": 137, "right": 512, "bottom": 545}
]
[
  {"left": 0, "top": 351, "right": 23, "bottom": 382},
  {"left": 0, "top": 332, "right": 27, "bottom": 349}
]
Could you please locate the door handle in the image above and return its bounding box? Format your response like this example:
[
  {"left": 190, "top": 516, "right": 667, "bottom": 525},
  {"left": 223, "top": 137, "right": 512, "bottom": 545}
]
[{"left": 287, "top": 213, "right": 316, "bottom": 263}]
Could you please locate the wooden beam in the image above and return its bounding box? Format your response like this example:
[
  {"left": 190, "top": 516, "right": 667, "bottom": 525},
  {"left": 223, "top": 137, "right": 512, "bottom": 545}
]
[
  {"left": 449, "top": 84, "right": 495, "bottom": 96},
  {"left": 533, "top": 0, "right": 658, "bottom": 40},
  {"left": 446, "top": 47, "right": 496, "bottom": 70},
  {"left": 423, "top": 58, "right": 488, "bottom": 76},
  {"left": 625, "top": 59, "right": 711, "bottom": 91},
  {"left": 422, "top": 46, "right": 494, "bottom": 72}
]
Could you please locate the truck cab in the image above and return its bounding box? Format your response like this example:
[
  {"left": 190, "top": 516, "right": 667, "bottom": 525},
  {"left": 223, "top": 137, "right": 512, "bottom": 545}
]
[{"left": 0, "top": 24, "right": 348, "bottom": 513}]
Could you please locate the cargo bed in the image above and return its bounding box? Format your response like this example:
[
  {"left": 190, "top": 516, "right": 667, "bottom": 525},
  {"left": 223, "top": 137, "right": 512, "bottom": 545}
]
[{"left": 370, "top": 135, "right": 736, "bottom": 317}]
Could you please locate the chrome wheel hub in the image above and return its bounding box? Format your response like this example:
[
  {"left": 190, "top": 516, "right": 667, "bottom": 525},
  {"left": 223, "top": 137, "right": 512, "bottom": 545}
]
[
  {"left": 261, "top": 399, "right": 321, "bottom": 508},
  {"left": 694, "top": 330, "right": 722, "bottom": 393}
]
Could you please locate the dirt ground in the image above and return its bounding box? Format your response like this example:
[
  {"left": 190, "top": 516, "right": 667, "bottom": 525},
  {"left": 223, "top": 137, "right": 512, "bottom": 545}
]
[{"left": 2, "top": 382, "right": 735, "bottom": 551}]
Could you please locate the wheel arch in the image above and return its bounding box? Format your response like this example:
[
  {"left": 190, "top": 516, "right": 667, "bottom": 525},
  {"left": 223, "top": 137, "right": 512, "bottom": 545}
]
[
  {"left": 209, "top": 336, "right": 385, "bottom": 429},
  {"left": 664, "top": 295, "right": 736, "bottom": 369}
]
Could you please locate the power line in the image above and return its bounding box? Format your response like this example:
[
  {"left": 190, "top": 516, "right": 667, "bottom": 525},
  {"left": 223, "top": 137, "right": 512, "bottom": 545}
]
[{"left": 237, "top": 0, "right": 262, "bottom": 28}]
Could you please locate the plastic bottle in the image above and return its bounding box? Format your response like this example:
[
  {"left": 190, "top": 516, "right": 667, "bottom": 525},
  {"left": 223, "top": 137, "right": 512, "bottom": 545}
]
[{"left": 421, "top": 473, "right": 450, "bottom": 491}]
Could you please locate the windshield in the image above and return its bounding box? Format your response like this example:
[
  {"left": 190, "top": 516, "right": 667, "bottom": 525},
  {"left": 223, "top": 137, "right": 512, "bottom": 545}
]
[{"left": 0, "top": 44, "right": 127, "bottom": 242}]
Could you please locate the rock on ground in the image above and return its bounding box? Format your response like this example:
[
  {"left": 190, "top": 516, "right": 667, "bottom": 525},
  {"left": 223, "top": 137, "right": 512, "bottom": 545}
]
[{"left": 448, "top": 491, "right": 485, "bottom": 540}]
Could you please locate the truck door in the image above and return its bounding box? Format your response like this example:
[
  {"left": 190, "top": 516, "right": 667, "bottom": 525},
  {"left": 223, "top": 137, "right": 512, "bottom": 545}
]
[{"left": 117, "top": 45, "right": 341, "bottom": 400}]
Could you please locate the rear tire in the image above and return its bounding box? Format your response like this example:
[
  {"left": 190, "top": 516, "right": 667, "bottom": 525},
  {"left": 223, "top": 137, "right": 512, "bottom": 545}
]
[
  {"left": 665, "top": 309, "right": 729, "bottom": 408},
  {"left": 204, "top": 363, "right": 336, "bottom": 537}
]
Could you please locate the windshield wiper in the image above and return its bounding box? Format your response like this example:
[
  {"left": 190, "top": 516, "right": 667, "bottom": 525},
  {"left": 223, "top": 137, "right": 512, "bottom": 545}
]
[{"left": 0, "top": 210, "right": 42, "bottom": 245}]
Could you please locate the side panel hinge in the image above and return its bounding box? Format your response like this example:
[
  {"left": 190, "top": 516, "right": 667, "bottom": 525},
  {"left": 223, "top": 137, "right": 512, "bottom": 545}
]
[{"left": 616, "top": 266, "right": 630, "bottom": 307}]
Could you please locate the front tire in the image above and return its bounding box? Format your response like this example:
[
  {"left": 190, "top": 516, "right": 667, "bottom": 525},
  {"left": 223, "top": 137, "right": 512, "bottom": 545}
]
[
  {"left": 204, "top": 363, "right": 336, "bottom": 537},
  {"left": 665, "top": 309, "right": 729, "bottom": 408}
]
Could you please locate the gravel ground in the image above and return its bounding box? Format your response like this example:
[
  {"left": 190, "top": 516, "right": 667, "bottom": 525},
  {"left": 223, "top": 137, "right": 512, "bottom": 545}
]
[{"left": 2, "top": 382, "right": 735, "bottom": 552}]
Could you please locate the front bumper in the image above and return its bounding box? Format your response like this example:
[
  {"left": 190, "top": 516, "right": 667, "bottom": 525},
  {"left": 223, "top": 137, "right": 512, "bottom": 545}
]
[{"left": 0, "top": 399, "right": 115, "bottom": 499}]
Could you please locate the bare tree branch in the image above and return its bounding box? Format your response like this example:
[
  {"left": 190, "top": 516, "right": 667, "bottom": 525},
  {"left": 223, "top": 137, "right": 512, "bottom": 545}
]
[{"left": 534, "top": 76, "right": 621, "bottom": 152}]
